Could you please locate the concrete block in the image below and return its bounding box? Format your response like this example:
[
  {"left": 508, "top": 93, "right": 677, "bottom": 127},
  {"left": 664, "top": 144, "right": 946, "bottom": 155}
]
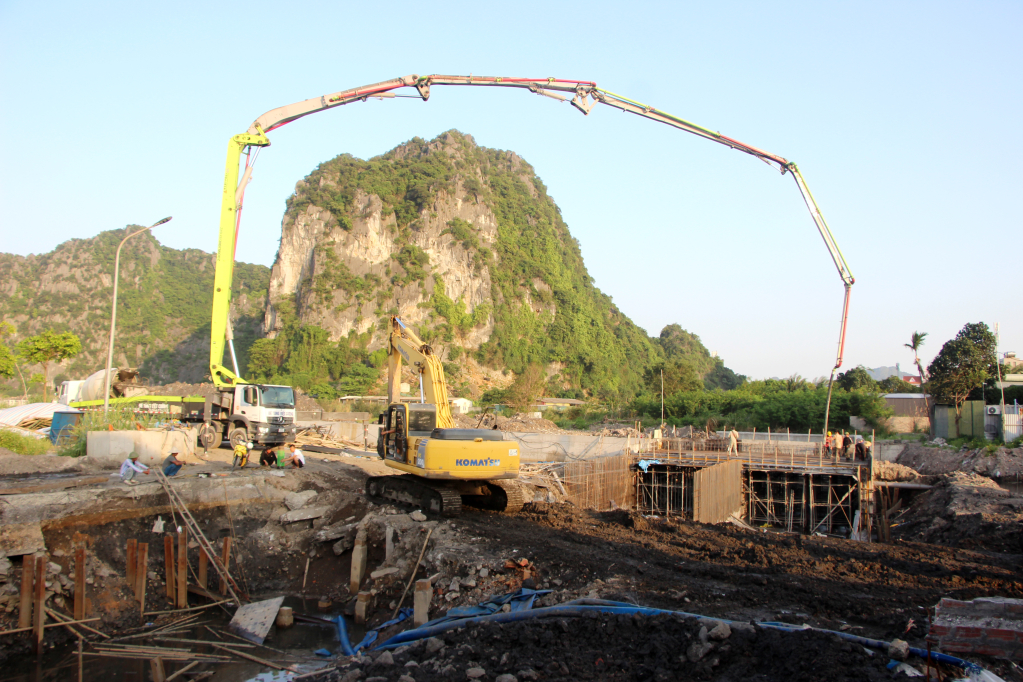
[
  {"left": 371, "top": 567, "right": 399, "bottom": 580},
  {"left": 385, "top": 526, "right": 395, "bottom": 562},
  {"left": 355, "top": 591, "right": 372, "bottom": 624},
  {"left": 276, "top": 606, "right": 294, "bottom": 628},
  {"left": 86, "top": 428, "right": 198, "bottom": 468},
  {"left": 280, "top": 507, "right": 329, "bottom": 524},
  {"left": 413, "top": 579, "right": 431, "bottom": 626},
  {"left": 350, "top": 531, "right": 367, "bottom": 594},
  {"left": 285, "top": 490, "right": 319, "bottom": 511}
]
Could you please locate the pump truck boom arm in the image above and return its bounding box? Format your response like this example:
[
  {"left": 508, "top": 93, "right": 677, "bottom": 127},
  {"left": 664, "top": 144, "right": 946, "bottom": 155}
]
[{"left": 218, "top": 73, "right": 854, "bottom": 428}]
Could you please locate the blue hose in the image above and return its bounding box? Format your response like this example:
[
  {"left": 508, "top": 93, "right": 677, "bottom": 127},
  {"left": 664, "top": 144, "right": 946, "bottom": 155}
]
[
  {"left": 371, "top": 599, "right": 986, "bottom": 674},
  {"left": 333, "top": 616, "right": 356, "bottom": 656}
]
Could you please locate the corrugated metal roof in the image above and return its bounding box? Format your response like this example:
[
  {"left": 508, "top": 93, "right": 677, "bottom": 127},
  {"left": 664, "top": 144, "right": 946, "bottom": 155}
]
[{"left": 0, "top": 402, "right": 81, "bottom": 427}]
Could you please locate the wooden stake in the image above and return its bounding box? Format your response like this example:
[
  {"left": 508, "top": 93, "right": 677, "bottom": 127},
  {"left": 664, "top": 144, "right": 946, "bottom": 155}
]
[
  {"left": 74, "top": 544, "right": 87, "bottom": 621},
  {"left": 136, "top": 543, "right": 148, "bottom": 616},
  {"left": 34, "top": 555, "right": 46, "bottom": 655},
  {"left": 150, "top": 656, "right": 167, "bottom": 682},
  {"left": 197, "top": 549, "right": 208, "bottom": 590},
  {"left": 219, "top": 538, "right": 231, "bottom": 597},
  {"left": 126, "top": 539, "right": 137, "bottom": 592},
  {"left": 78, "top": 636, "right": 83, "bottom": 682},
  {"left": 164, "top": 535, "right": 176, "bottom": 602},
  {"left": 18, "top": 556, "right": 34, "bottom": 629},
  {"left": 176, "top": 530, "right": 187, "bottom": 609}
]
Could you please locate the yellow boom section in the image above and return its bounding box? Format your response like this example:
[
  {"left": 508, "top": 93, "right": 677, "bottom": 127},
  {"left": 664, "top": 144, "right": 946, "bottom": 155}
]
[
  {"left": 387, "top": 317, "right": 455, "bottom": 428},
  {"left": 210, "top": 130, "right": 269, "bottom": 387}
]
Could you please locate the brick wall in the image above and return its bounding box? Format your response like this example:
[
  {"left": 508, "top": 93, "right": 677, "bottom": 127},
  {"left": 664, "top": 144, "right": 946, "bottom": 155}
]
[{"left": 928, "top": 597, "right": 1023, "bottom": 660}]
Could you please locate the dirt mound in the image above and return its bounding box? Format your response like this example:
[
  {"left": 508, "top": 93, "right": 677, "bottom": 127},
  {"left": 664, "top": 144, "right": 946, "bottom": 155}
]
[
  {"left": 453, "top": 412, "right": 564, "bottom": 434},
  {"left": 896, "top": 442, "right": 1023, "bottom": 478},
  {"left": 892, "top": 471, "right": 1023, "bottom": 551},
  {"left": 335, "top": 613, "right": 894, "bottom": 681},
  {"left": 873, "top": 460, "right": 933, "bottom": 483}
]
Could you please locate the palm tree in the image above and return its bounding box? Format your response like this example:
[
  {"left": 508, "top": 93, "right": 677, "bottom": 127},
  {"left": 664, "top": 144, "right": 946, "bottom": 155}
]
[{"left": 905, "top": 331, "right": 931, "bottom": 430}]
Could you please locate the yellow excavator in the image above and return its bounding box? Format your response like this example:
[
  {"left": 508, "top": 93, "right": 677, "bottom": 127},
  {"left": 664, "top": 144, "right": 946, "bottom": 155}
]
[{"left": 366, "top": 317, "right": 526, "bottom": 516}]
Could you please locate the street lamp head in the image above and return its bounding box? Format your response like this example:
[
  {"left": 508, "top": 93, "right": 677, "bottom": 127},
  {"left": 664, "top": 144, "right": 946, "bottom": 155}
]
[{"left": 153, "top": 216, "right": 172, "bottom": 227}]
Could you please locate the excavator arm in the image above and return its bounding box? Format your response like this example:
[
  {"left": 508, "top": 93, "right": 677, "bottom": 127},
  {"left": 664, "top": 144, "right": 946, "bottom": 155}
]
[
  {"left": 217, "top": 74, "right": 854, "bottom": 428},
  {"left": 386, "top": 316, "right": 455, "bottom": 429}
]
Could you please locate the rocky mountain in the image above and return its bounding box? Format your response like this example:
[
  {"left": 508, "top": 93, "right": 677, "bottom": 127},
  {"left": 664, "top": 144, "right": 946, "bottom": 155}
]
[
  {"left": 259, "top": 131, "right": 663, "bottom": 399},
  {"left": 0, "top": 230, "right": 269, "bottom": 388},
  {"left": 0, "top": 131, "right": 740, "bottom": 402}
]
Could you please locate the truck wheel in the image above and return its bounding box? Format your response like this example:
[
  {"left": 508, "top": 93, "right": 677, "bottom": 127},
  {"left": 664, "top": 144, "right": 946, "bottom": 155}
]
[
  {"left": 198, "top": 424, "right": 222, "bottom": 450},
  {"left": 228, "top": 427, "right": 248, "bottom": 449}
]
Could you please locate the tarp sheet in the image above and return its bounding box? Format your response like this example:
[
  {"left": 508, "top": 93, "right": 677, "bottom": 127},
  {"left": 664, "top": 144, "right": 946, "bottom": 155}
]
[{"left": 0, "top": 402, "right": 80, "bottom": 427}]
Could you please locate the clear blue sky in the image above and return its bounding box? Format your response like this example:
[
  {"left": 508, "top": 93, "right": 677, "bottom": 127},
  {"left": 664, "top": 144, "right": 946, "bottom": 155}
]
[{"left": 1, "top": 0, "right": 1020, "bottom": 380}]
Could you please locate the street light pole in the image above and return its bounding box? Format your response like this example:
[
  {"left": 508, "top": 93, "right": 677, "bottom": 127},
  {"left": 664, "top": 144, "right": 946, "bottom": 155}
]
[{"left": 103, "top": 217, "right": 172, "bottom": 415}]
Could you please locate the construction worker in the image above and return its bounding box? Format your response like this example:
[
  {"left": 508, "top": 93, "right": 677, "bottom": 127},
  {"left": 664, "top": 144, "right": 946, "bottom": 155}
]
[
  {"left": 727, "top": 427, "right": 739, "bottom": 455},
  {"left": 233, "top": 441, "right": 253, "bottom": 469},
  {"left": 120, "top": 452, "right": 150, "bottom": 485},
  {"left": 283, "top": 443, "right": 305, "bottom": 468},
  {"left": 824, "top": 432, "right": 833, "bottom": 457},
  {"left": 258, "top": 445, "right": 278, "bottom": 467},
  {"left": 162, "top": 450, "right": 185, "bottom": 477},
  {"left": 841, "top": 431, "right": 851, "bottom": 459}
]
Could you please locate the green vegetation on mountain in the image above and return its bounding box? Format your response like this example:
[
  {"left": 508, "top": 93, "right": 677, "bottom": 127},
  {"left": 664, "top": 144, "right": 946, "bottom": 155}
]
[
  {"left": 266, "top": 131, "right": 748, "bottom": 402},
  {"left": 0, "top": 229, "right": 269, "bottom": 392}
]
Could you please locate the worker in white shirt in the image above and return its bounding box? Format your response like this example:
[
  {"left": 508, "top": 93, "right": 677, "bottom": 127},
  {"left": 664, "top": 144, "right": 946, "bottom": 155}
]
[
  {"left": 284, "top": 443, "right": 305, "bottom": 468},
  {"left": 727, "top": 428, "right": 739, "bottom": 455},
  {"left": 120, "top": 452, "right": 150, "bottom": 485}
]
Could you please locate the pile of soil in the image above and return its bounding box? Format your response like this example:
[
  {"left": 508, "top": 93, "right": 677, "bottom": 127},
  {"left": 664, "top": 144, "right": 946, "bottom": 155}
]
[
  {"left": 457, "top": 503, "right": 1023, "bottom": 645},
  {"left": 892, "top": 471, "right": 1023, "bottom": 552},
  {"left": 332, "top": 614, "right": 896, "bottom": 681},
  {"left": 873, "top": 460, "right": 933, "bottom": 483},
  {"left": 896, "top": 442, "right": 1023, "bottom": 478},
  {"left": 454, "top": 413, "right": 564, "bottom": 434}
]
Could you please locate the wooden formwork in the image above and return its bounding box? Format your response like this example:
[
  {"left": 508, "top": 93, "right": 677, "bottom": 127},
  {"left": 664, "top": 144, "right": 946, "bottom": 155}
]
[{"left": 558, "top": 454, "right": 633, "bottom": 510}]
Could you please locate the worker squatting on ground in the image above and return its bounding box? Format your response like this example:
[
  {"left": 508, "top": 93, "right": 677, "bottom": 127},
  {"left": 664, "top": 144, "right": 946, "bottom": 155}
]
[
  {"left": 119, "top": 452, "right": 150, "bottom": 485},
  {"left": 259, "top": 446, "right": 278, "bottom": 467},
  {"left": 727, "top": 428, "right": 739, "bottom": 455},
  {"left": 162, "top": 450, "right": 185, "bottom": 477},
  {"left": 283, "top": 444, "right": 305, "bottom": 468}
]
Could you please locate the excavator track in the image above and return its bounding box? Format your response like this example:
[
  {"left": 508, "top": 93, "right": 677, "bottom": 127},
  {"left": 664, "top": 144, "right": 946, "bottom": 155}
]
[
  {"left": 366, "top": 474, "right": 462, "bottom": 517},
  {"left": 463, "top": 480, "right": 529, "bottom": 514}
]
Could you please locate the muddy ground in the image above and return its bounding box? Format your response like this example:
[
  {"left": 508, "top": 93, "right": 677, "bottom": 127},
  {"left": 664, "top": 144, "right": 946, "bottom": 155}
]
[{"left": 4, "top": 440, "right": 1023, "bottom": 679}]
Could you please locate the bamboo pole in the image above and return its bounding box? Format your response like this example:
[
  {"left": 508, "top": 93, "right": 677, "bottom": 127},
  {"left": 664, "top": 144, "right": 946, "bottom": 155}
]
[
  {"left": 0, "top": 617, "right": 100, "bottom": 637},
  {"left": 219, "top": 538, "right": 232, "bottom": 597},
  {"left": 209, "top": 642, "right": 284, "bottom": 669},
  {"left": 46, "top": 607, "right": 109, "bottom": 638},
  {"left": 143, "top": 598, "right": 233, "bottom": 617}
]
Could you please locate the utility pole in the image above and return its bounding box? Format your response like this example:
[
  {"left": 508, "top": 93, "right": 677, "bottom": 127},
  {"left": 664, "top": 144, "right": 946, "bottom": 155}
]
[
  {"left": 660, "top": 369, "right": 664, "bottom": 426},
  {"left": 104, "top": 218, "right": 172, "bottom": 414}
]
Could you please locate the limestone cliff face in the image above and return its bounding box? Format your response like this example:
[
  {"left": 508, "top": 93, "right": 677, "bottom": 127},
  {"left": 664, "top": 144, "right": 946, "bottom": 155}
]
[
  {"left": 265, "top": 135, "right": 500, "bottom": 350},
  {"left": 261, "top": 130, "right": 662, "bottom": 398}
]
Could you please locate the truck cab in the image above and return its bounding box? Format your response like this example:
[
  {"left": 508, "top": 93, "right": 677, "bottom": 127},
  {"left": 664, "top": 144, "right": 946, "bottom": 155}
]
[{"left": 197, "top": 383, "right": 297, "bottom": 449}]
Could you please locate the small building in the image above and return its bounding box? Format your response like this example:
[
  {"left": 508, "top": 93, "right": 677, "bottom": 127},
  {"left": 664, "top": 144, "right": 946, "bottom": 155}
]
[
  {"left": 535, "top": 397, "right": 587, "bottom": 411},
  {"left": 449, "top": 397, "right": 473, "bottom": 414},
  {"left": 883, "top": 393, "right": 932, "bottom": 433}
]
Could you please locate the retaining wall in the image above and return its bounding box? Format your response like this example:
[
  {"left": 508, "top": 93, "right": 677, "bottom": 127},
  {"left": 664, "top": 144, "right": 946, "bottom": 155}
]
[{"left": 86, "top": 428, "right": 199, "bottom": 467}]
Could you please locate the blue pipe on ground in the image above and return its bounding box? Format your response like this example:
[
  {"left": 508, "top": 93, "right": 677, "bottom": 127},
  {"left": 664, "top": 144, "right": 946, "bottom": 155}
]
[{"left": 371, "top": 599, "right": 986, "bottom": 674}]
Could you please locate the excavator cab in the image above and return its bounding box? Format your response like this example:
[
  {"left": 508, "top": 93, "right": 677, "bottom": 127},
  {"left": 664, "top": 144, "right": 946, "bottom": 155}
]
[{"left": 378, "top": 403, "right": 438, "bottom": 464}]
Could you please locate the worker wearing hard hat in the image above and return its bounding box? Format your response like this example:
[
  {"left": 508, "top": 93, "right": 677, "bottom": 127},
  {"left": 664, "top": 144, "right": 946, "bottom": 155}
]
[
  {"left": 233, "top": 441, "right": 253, "bottom": 469},
  {"left": 120, "top": 452, "right": 150, "bottom": 485},
  {"left": 824, "top": 432, "right": 833, "bottom": 457}
]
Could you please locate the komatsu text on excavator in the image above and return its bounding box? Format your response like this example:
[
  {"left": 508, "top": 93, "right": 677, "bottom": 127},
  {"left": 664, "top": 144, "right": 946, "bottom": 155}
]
[{"left": 366, "top": 317, "right": 526, "bottom": 516}]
